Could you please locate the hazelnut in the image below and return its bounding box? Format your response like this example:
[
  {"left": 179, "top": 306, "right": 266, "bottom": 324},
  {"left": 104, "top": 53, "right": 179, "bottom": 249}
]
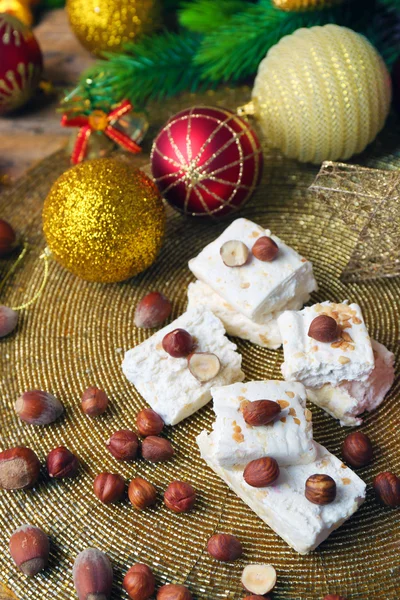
[
  {"left": 252, "top": 236, "right": 279, "bottom": 262},
  {"left": 157, "top": 584, "right": 193, "bottom": 600},
  {"left": 9, "top": 524, "right": 49, "bottom": 576},
  {"left": 342, "top": 431, "right": 373, "bottom": 468},
  {"left": 162, "top": 328, "right": 194, "bottom": 358},
  {"left": 220, "top": 240, "right": 249, "bottom": 267},
  {"left": 243, "top": 457, "right": 280, "bottom": 488},
  {"left": 46, "top": 446, "right": 79, "bottom": 478},
  {"left": 0, "top": 218, "right": 16, "bottom": 257},
  {"left": 136, "top": 408, "right": 164, "bottom": 437},
  {"left": 128, "top": 477, "right": 157, "bottom": 510},
  {"left": 0, "top": 447, "right": 40, "bottom": 490},
  {"left": 123, "top": 563, "right": 155, "bottom": 600},
  {"left": 188, "top": 352, "right": 221, "bottom": 382},
  {"left": 207, "top": 533, "right": 243, "bottom": 562},
  {"left": 305, "top": 474, "right": 336, "bottom": 505},
  {"left": 308, "top": 315, "right": 339, "bottom": 343},
  {"left": 106, "top": 430, "right": 139, "bottom": 461},
  {"left": 373, "top": 472, "right": 400, "bottom": 507},
  {"left": 242, "top": 400, "right": 281, "bottom": 427},
  {"left": 0, "top": 305, "right": 18, "bottom": 338},
  {"left": 323, "top": 596, "right": 347, "bottom": 600},
  {"left": 134, "top": 291, "right": 172, "bottom": 329},
  {"left": 93, "top": 473, "right": 125, "bottom": 504},
  {"left": 241, "top": 564, "right": 276, "bottom": 595},
  {"left": 164, "top": 481, "right": 196, "bottom": 513},
  {"left": 14, "top": 390, "right": 64, "bottom": 426},
  {"left": 243, "top": 597, "right": 271, "bottom": 600},
  {"left": 81, "top": 386, "right": 109, "bottom": 416},
  {"left": 73, "top": 548, "right": 113, "bottom": 600},
  {"left": 142, "top": 436, "right": 174, "bottom": 463}
]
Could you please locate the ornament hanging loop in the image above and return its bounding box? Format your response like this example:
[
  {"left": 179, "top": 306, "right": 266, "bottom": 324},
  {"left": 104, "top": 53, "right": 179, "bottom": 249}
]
[
  {"left": 11, "top": 247, "right": 51, "bottom": 311},
  {"left": 237, "top": 101, "right": 256, "bottom": 118}
]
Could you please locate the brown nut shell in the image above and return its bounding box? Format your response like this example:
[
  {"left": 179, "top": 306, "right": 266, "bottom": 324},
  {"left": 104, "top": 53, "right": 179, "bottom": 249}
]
[
  {"left": 252, "top": 236, "right": 279, "bottom": 262},
  {"left": 157, "top": 583, "right": 193, "bottom": 599},
  {"left": 142, "top": 436, "right": 174, "bottom": 463},
  {"left": 323, "top": 595, "right": 347, "bottom": 600},
  {"left": 9, "top": 524, "right": 49, "bottom": 576},
  {"left": 93, "top": 473, "right": 125, "bottom": 504},
  {"left": 242, "top": 400, "right": 281, "bottom": 426},
  {"left": 373, "top": 472, "right": 400, "bottom": 507},
  {"left": 14, "top": 390, "right": 64, "bottom": 426},
  {"left": 128, "top": 477, "right": 157, "bottom": 510},
  {"left": 162, "top": 328, "right": 194, "bottom": 358},
  {"left": 308, "top": 315, "right": 339, "bottom": 343},
  {"left": 46, "top": 446, "right": 79, "bottom": 478},
  {"left": 73, "top": 548, "right": 113, "bottom": 600},
  {"left": 0, "top": 447, "right": 41, "bottom": 490},
  {"left": 134, "top": 291, "right": 172, "bottom": 329},
  {"left": 305, "top": 474, "right": 337, "bottom": 505},
  {"left": 243, "top": 457, "right": 280, "bottom": 488},
  {"left": 106, "top": 430, "right": 139, "bottom": 461},
  {"left": 123, "top": 563, "right": 155, "bottom": 600},
  {"left": 164, "top": 481, "right": 196, "bottom": 513},
  {"left": 136, "top": 408, "right": 164, "bottom": 437},
  {"left": 0, "top": 218, "right": 16, "bottom": 257},
  {"left": 342, "top": 431, "right": 373, "bottom": 468},
  {"left": 207, "top": 533, "right": 243, "bottom": 562},
  {"left": 0, "top": 305, "right": 18, "bottom": 338},
  {"left": 81, "top": 386, "right": 109, "bottom": 417}
]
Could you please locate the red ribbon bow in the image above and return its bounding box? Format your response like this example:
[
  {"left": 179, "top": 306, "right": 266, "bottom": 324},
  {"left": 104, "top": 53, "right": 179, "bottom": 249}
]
[{"left": 61, "top": 100, "right": 142, "bottom": 164}]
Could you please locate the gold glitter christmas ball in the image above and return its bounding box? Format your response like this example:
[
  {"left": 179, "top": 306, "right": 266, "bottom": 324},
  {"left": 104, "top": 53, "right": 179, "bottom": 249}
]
[
  {"left": 272, "top": 0, "right": 344, "bottom": 10},
  {"left": 66, "top": 0, "right": 162, "bottom": 56},
  {"left": 43, "top": 158, "right": 166, "bottom": 283},
  {"left": 251, "top": 25, "right": 392, "bottom": 163}
]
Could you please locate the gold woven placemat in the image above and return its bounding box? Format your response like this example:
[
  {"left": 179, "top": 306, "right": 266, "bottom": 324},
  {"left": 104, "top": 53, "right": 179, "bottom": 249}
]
[{"left": 0, "top": 88, "right": 399, "bottom": 600}]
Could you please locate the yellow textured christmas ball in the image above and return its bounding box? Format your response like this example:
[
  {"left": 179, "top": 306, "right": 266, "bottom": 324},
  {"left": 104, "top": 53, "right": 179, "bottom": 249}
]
[
  {"left": 272, "top": 0, "right": 344, "bottom": 10},
  {"left": 43, "top": 158, "right": 166, "bottom": 283},
  {"left": 251, "top": 25, "right": 392, "bottom": 163},
  {"left": 66, "top": 0, "right": 162, "bottom": 56},
  {"left": 0, "top": 0, "right": 33, "bottom": 27}
]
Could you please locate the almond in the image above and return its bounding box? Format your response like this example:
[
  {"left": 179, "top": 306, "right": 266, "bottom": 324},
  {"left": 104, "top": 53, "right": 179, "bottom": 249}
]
[
  {"left": 0, "top": 305, "right": 18, "bottom": 338},
  {"left": 9, "top": 524, "right": 49, "bottom": 576},
  {"left": 123, "top": 563, "right": 155, "bottom": 600},
  {"left": 243, "top": 457, "right": 279, "bottom": 488},
  {"left": 136, "top": 408, "right": 164, "bottom": 437},
  {"left": 241, "top": 564, "right": 277, "bottom": 595},
  {"left": 220, "top": 240, "right": 249, "bottom": 267},
  {"left": 73, "top": 548, "right": 113, "bottom": 600},
  {"left": 207, "top": 533, "right": 243, "bottom": 562},
  {"left": 162, "top": 328, "right": 194, "bottom": 358},
  {"left": 134, "top": 291, "right": 172, "bottom": 329},
  {"left": 14, "top": 390, "right": 64, "bottom": 426},
  {"left": 242, "top": 400, "right": 281, "bottom": 426},
  {"left": 142, "top": 437, "right": 174, "bottom": 463},
  {"left": 251, "top": 236, "right": 278, "bottom": 262},
  {"left": 305, "top": 474, "right": 336, "bottom": 505},
  {"left": 0, "top": 447, "right": 41, "bottom": 490},
  {"left": 308, "top": 315, "right": 339, "bottom": 343},
  {"left": 188, "top": 352, "right": 221, "bottom": 382}
]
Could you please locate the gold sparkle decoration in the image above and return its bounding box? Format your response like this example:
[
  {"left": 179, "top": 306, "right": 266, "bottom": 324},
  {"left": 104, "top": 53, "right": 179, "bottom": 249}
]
[
  {"left": 43, "top": 158, "right": 166, "bottom": 283},
  {"left": 248, "top": 25, "right": 391, "bottom": 164},
  {"left": 0, "top": 0, "right": 33, "bottom": 27},
  {"left": 66, "top": 0, "right": 162, "bottom": 56},
  {"left": 310, "top": 161, "right": 400, "bottom": 282},
  {"left": 272, "top": 0, "right": 344, "bottom": 10}
]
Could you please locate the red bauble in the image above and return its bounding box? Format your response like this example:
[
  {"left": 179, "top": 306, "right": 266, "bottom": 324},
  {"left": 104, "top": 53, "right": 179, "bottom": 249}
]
[
  {"left": 0, "top": 14, "right": 43, "bottom": 114},
  {"left": 151, "top": 106, "right": 263, "bottom": 217}
]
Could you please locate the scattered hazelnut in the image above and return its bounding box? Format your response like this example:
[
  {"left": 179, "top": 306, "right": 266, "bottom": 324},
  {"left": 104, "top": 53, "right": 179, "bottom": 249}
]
[
  {"left": 93, "top": 473, "right": 125, "bottom": 504},
  {"left": 0, "top": 447, "right": 40, "bottom": 490},
  {"left": 157, "top": 584, "right": 193, "bottom": 600},
  {"left": 81, "top": 386, "right": 109, "bottom": 417},
  {"left": 252, "top": 236, "right": 279, "bottom": 262},
  {"left": 142, "top": 436, "right": 174, "bottom": 463},
  {"left": 188, "top": 352, "right": 221, "bottom": 382},
  {"left": 136, "top": 408, "right": 164, "bottom": 437},
  {"left": 220, "top": 240, "right": 249, "bottom": 267},
  {"left": 241, "top": 564, "right": 277, "bottom": 596},
  {"left": 342, "top": 431, "right": 373, "bottom": 468},
  {"left": 162, "top": 328, "right": 194, "bottom": 358},
  {"left": 46, "top": 446, "right": 79, "bottom": 478},
  {"left": 243, "top": 597, "right": 271, "bottom": 600},
  {"left": 106, "top": 430, "right": 139, "bottom": 461},
  {"left": 243, "top": 400, "right": 281, "bottom": 427},
  {"left": 0, "top": 305, "right": 18, "bottom": 338},
  {"left": 308, "top": 315, "right": 339, "bottom": 343},
  {"left": 73, "top": 548, "right": 113, "bottom": 600},
  {"left": 305, "top": 474, "right": 336, "bottom": 505},
  {"left": 134, "top": 291, "right": 172, "bottom": 329},
  {"left": 243, "top": 457, "right": 280, "bottom": 488},
  {"left": 0, "top": 218, "right": 16, "bottom": 257},
  {"left": 207, "top": 533, "right": 243, "bottom": 562},
  {"left": 123, "top": 563, "right": 155, "bottom": 600},
  {"left": 14, "top": 390, "right": 64, "bottom": 426},
  {"left": 128, "top": 477, "right": 157, "bottom": 510},
  {"left": 164, "top": 481, "right": 196, "bottom": 513},
  {"left": 9, "top": 524, "right": 49, "bottom": 576},
  {"left": 373, "top": 472, "right": 400, "bottom": 507},
  {"left": 323, "top": 595, "right": 347, "bottom": 600}
]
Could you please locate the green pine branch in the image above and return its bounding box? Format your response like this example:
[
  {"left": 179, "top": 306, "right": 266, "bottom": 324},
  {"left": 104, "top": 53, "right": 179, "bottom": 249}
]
[{"left": 179, "top": 0, "right": 250, "bottom": 33}]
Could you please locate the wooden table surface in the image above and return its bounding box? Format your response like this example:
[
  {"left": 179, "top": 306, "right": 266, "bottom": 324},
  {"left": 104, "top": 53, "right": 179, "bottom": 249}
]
[{"left": 0, "top": 8, "right": 94, "bottom": 181}]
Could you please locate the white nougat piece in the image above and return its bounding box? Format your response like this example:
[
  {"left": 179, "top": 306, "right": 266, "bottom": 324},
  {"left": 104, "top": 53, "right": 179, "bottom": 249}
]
[
  {"left": 187, "top": 281, "right": 311, "bottom": 349},
  {"left": 122, "top": 308, "right": 244, "bottom": 426},
  {"left": 210, "top": 380, "right": 316, "bottom": 467},
  {"left": 307, "top": 340, "right": 395, "bottom": 426},
  {"left": 278, "top": 301, "right": 374, "bottom": 388},
  {"left": 197, "top": 433, "right": 366, "bottom": 555},
  {"left": 188, "top": 218, "right": 317, "bottom": 324}
]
